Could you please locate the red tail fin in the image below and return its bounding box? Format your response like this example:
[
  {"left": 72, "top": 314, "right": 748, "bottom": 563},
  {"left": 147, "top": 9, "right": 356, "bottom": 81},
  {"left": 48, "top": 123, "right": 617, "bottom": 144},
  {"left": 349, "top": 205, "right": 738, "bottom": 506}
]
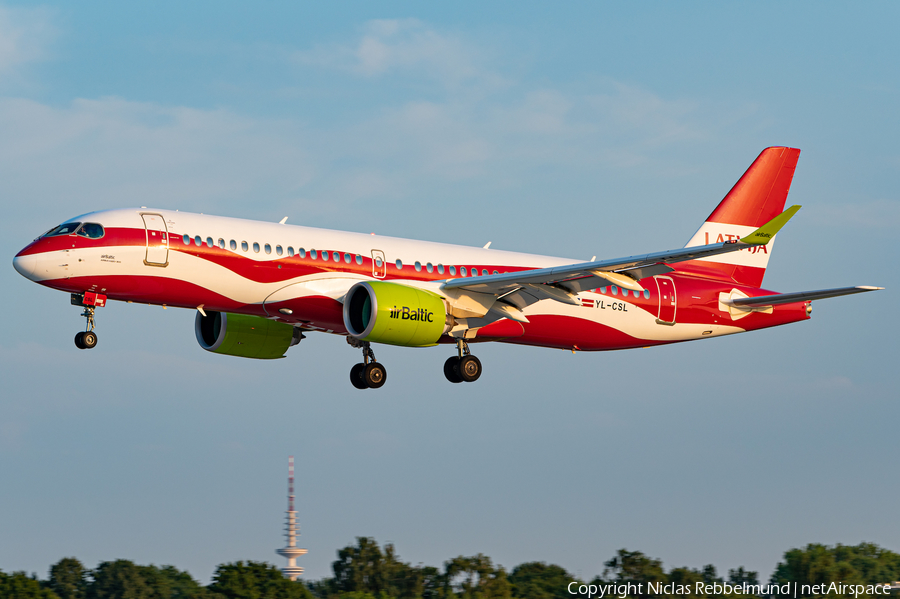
[{"left": 680, "top": 147, "right": 801, "bottom": 288}]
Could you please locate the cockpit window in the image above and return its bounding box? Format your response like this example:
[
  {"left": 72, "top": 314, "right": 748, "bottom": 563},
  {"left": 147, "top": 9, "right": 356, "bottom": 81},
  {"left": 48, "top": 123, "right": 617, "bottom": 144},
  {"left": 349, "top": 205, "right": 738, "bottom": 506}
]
[
  {"left": 76, "top": 223, "right": 105, "bottom": 239},
  {"left": 45, "top": 222, "right": 82, "bottom": 237}
]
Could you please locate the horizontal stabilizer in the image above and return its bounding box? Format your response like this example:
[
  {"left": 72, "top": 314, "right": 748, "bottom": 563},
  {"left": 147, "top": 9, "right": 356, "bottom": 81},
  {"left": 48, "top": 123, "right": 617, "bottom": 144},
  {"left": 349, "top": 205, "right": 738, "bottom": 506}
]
[{"left": 725, "top": 286, "right": 883, "bottom": 308}]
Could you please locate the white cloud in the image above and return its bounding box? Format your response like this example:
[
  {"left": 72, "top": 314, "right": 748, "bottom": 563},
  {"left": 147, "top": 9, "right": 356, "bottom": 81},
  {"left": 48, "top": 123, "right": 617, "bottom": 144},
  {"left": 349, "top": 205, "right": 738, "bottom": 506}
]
[
  {"left": 0, "top": 96, "right": 316, "bottom": 220},
  {"left": 295, "top": 18, "right": 501, "bottom": 89},
  {"left": 0, "top": 5, "right": 54, "bottom": 77},
  {"left": 586, "top": 82, "right": 703, "bottom": 148},
  {"left": 317, "top": 81, "right": 709, "bottom": 193},
  {"left": 281, "top": 20, "right": 726, "bottom": 215},
  {"left": 0, "top": 84, "right": 717, "bottom": 246},
  {"left": 0, "top": 18, "right": 727, "bottom": 236}
]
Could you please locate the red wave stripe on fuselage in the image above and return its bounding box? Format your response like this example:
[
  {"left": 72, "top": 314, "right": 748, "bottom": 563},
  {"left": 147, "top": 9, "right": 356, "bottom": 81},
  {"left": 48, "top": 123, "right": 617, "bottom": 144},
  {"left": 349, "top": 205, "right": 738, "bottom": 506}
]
[
  {"left": 16, "top": 227, "right": 147, "bottom": 257},
  {"left": 20, "top": 225, "right": 541, "bottom": 286}
]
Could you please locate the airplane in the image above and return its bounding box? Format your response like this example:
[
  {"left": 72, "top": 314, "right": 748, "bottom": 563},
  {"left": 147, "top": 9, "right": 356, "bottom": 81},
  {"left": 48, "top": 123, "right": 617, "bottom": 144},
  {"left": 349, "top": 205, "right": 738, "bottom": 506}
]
[{"left": 12, "top": 147, "right": 882, "bottom": 389}]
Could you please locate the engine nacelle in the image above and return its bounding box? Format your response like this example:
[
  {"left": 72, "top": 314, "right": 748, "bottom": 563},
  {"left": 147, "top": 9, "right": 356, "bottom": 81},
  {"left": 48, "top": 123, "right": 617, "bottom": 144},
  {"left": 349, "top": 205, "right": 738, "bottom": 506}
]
[
  {"left": 195, "top": 311, "right": 298, "bottom": 359},
  {"left": 343, "top": 281, "right": 449, "bottom": 347}
]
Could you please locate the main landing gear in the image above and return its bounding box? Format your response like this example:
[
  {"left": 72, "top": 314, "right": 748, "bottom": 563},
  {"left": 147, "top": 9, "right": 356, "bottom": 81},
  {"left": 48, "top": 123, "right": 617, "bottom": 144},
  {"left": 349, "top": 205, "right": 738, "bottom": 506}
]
[
  {"left": 72, "top": 292, "right": 106, "bottom": 350},
  {"left": 347, "top": 338, "right": 386, "bottom": 390},
  {"left": 444, "top": 339, "right": 482, "bottom": 384},
  {"left": 345, "top": 337, "right": 483, "bottom": 389}
]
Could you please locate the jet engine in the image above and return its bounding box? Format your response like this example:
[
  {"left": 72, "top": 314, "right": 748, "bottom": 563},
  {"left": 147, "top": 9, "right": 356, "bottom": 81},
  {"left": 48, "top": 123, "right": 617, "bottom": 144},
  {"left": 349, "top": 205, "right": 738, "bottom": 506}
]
[
  {"left": 343, "top": 281, "right": 450, "bottom": 347},
  {"left": 195, "top": 311, "right": 300, "bottom": 359}
]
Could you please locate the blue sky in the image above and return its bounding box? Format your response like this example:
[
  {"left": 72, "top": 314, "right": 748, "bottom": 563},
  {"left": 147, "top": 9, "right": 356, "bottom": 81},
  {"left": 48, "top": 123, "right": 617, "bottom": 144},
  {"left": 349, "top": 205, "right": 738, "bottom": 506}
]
[{"left": 1, "top": 1, "right": 898, "bottom": 585}]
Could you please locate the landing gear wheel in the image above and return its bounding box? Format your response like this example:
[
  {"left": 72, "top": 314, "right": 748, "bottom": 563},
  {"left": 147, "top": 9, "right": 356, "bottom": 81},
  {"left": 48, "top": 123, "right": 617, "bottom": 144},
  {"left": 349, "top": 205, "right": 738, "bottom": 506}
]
[
  {"left": 363, "top": 362, "right": 387, "bottom": 389},
  {"left": 444, "top": 356, "right": 463, "bottom": 383},
  {"left": 81, "top": 331, "right": 98, "bottom": 349},
  {"left": 75, "top": 332, "right": 86, "bottom": 349},
  {"left": 350, "top": 363, "right": 368, "bottom": 389},
  {"left": 458, "top": 355, "right": 482, "bottom": 382}
]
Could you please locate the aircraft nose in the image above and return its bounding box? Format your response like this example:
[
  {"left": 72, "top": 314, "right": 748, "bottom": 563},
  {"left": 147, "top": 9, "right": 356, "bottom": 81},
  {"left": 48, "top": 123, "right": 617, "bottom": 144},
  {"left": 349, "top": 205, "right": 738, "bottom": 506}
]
[{"left": 12, "top": 252, "right": 37, "bottom": 280}]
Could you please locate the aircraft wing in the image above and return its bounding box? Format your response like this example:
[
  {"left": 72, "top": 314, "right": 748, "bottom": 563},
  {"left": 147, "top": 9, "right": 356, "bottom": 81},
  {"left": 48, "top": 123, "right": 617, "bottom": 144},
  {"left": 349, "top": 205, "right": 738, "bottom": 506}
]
[
  {"left": 442, "top": 206, "right": 802, "bottom": 300},
  {"left": 723, "top": 286, "right": 883, "bottom": 308}
]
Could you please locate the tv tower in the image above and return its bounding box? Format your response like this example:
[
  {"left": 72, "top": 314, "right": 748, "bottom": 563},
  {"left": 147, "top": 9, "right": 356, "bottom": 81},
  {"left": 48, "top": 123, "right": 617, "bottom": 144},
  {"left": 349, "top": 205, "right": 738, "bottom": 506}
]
[{"left": 276, "top": 456, "right": 307, "bottom": 581}]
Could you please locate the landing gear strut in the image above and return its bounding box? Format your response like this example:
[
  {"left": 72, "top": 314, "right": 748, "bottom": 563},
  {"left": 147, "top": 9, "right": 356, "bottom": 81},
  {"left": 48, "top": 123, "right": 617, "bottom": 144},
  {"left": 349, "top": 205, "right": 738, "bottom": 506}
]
[
  {"left": 444, "top": 338, "right": 482, "bottom": 383},
  {"left": 72, "top": 292, "right": 105, "bottom": 350},
  {"left": 347, "top": 337, "right": 387, "bottom": 389}
]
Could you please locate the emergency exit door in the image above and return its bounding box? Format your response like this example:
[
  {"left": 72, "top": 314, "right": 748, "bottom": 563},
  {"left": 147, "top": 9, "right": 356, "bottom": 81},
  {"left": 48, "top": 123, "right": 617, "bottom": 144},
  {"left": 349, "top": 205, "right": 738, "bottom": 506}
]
[
  {"left": 371, "top": 250, "right": 386, "bottom": 278},
  {"left": 655, "top": 276, "right": 676, "bottom": 324},
  {"left": 142, "top": 213, "right": 169, "bottom": 266}
]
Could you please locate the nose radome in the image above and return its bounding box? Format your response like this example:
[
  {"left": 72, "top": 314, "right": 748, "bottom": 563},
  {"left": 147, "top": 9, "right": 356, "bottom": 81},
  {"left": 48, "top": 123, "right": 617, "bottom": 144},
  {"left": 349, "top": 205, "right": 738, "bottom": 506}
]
[{"left": 12, "top": 253, "right": 37, "bottom": 280}]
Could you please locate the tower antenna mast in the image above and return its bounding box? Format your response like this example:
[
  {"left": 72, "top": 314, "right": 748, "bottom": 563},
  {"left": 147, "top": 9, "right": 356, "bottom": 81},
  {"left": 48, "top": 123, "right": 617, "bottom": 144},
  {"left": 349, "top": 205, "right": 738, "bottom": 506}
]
[{"left": 276, "top": 456, "right": 306, "bottom": 580}]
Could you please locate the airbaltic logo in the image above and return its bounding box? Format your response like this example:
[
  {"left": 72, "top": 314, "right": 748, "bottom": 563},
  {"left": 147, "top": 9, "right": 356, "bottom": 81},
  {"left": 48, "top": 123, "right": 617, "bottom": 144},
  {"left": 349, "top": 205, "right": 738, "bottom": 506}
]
[{"left": 389, "top": 305, "right": 434, "bottom": 322}]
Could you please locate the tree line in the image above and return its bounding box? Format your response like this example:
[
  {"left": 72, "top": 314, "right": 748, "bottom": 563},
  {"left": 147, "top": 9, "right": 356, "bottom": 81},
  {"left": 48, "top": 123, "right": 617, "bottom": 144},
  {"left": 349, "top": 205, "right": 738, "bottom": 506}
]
[{"left": 2, "top": 540, "right": 898, "bottom": 599}]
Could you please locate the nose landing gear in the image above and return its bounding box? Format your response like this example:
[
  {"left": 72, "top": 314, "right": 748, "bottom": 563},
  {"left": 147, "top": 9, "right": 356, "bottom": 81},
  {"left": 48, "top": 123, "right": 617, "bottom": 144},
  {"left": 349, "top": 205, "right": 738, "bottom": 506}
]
[
  {"left": 72, "top": 292, "right": 106, "bottom": 350},
  {"left": 347, "top": 337, "right": 387, "bottom": 389},
  {"left": 444, "top": 339, "right": 482, "bottom": 383}
]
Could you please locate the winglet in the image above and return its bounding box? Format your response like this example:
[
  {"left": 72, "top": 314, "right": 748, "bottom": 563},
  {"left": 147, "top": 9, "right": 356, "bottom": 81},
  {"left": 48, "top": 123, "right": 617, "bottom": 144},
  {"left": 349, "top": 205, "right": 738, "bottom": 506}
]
[{"left": 739, "top": 205, "right": 801, "bottom": 245}]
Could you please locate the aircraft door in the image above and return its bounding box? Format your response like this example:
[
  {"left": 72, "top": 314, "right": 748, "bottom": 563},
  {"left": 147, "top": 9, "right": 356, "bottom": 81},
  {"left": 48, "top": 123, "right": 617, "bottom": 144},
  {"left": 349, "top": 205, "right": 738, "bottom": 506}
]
[
  {"left": 371, "top": 249, "right": 386, "bottom": 278},
  {"left": 141, "top": 213, "right": 169, "bottom": 266},
  {"left": 655, "top": 276, "right": 676, "bottom": 324}
]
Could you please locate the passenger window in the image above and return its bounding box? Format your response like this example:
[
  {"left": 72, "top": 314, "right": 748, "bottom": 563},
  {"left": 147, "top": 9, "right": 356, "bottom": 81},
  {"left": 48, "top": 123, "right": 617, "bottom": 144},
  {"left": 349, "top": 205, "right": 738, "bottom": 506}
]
[
  {"left": 612, "top": 286, "right": 618, "bottom": 296},
  {"left": 195, "top": 236, "right": 202, "bottom": 246},
  {"left": 644, "top": 289, "right": 650, "bottom": 299},
  {"left": 206, "top": 237, "right": 214, "bottom": 248},
  {"left": 76, "top": 223, "right": 105, "bottom": 239},
  {"left": 310, "top": 249, "right": 317, "bottom": 259},
  {"left": 461, "top": 267, "right": 467, "bottom": 276},
  {"left": 299, "top": 248, "right": 306, "bottom": 258},
  {"left": 183, "top": 234, "right": 191, "bottom": 245},
  {"left": 395, "top": 259, "right": 403, "bottom": 270},
  {"left": 276, "top": 245, "right": 283, "bottom": 256},
  {"left": 344, "top": 253, "right": 351, "bottom": 264},
  {"left": 599, "top": 286, "right": 606, "bottom": 294},
  {"left": 437, "top": 264, "right": 444, "bottom": 274},
  {"left": 46, "top": 222, "right": 82, "bottom": 237},
  {"left": 482, "top": 269, "right": 488, "bottom": 276},
  {"left": 264, "top": 243, "right": 271, "bottom": 254},
  {"left": 322, "top": 251, "right": 329, "bottom": 261},
  {"left": 241, "top": 241, "right": 249, "bottom": 252},
  {"left": 356, "top": 255, "right": 363, "bottom": 265},
  {"left": 375, "top": 256, "right": 383, "bottom": 267},
  {"left": 333, "top": 252, "right": 340, "bottom": 262},
  {"left": 415, "top": 261, "right": 422, "bottom": 272},
  {"left": 287, "top": 247, "right": 294, "bottom": 257},
  {"left": 492, "top": 270, "right": 498, "bottom": 275},
  {"left": 230, "top": 240, "right": 237, "bottom": 250},
  {"left": 218, "top": 238, "right": 225, "bottom": 249},
  {"left": 426, "top": 262, "right": 433, "bottom": 273},
  {"left": 449, "top": 266, "right": 456, "bottom": 275},
  {"left": 253, "top": 242, "right": 260, "bottom": 253}
]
